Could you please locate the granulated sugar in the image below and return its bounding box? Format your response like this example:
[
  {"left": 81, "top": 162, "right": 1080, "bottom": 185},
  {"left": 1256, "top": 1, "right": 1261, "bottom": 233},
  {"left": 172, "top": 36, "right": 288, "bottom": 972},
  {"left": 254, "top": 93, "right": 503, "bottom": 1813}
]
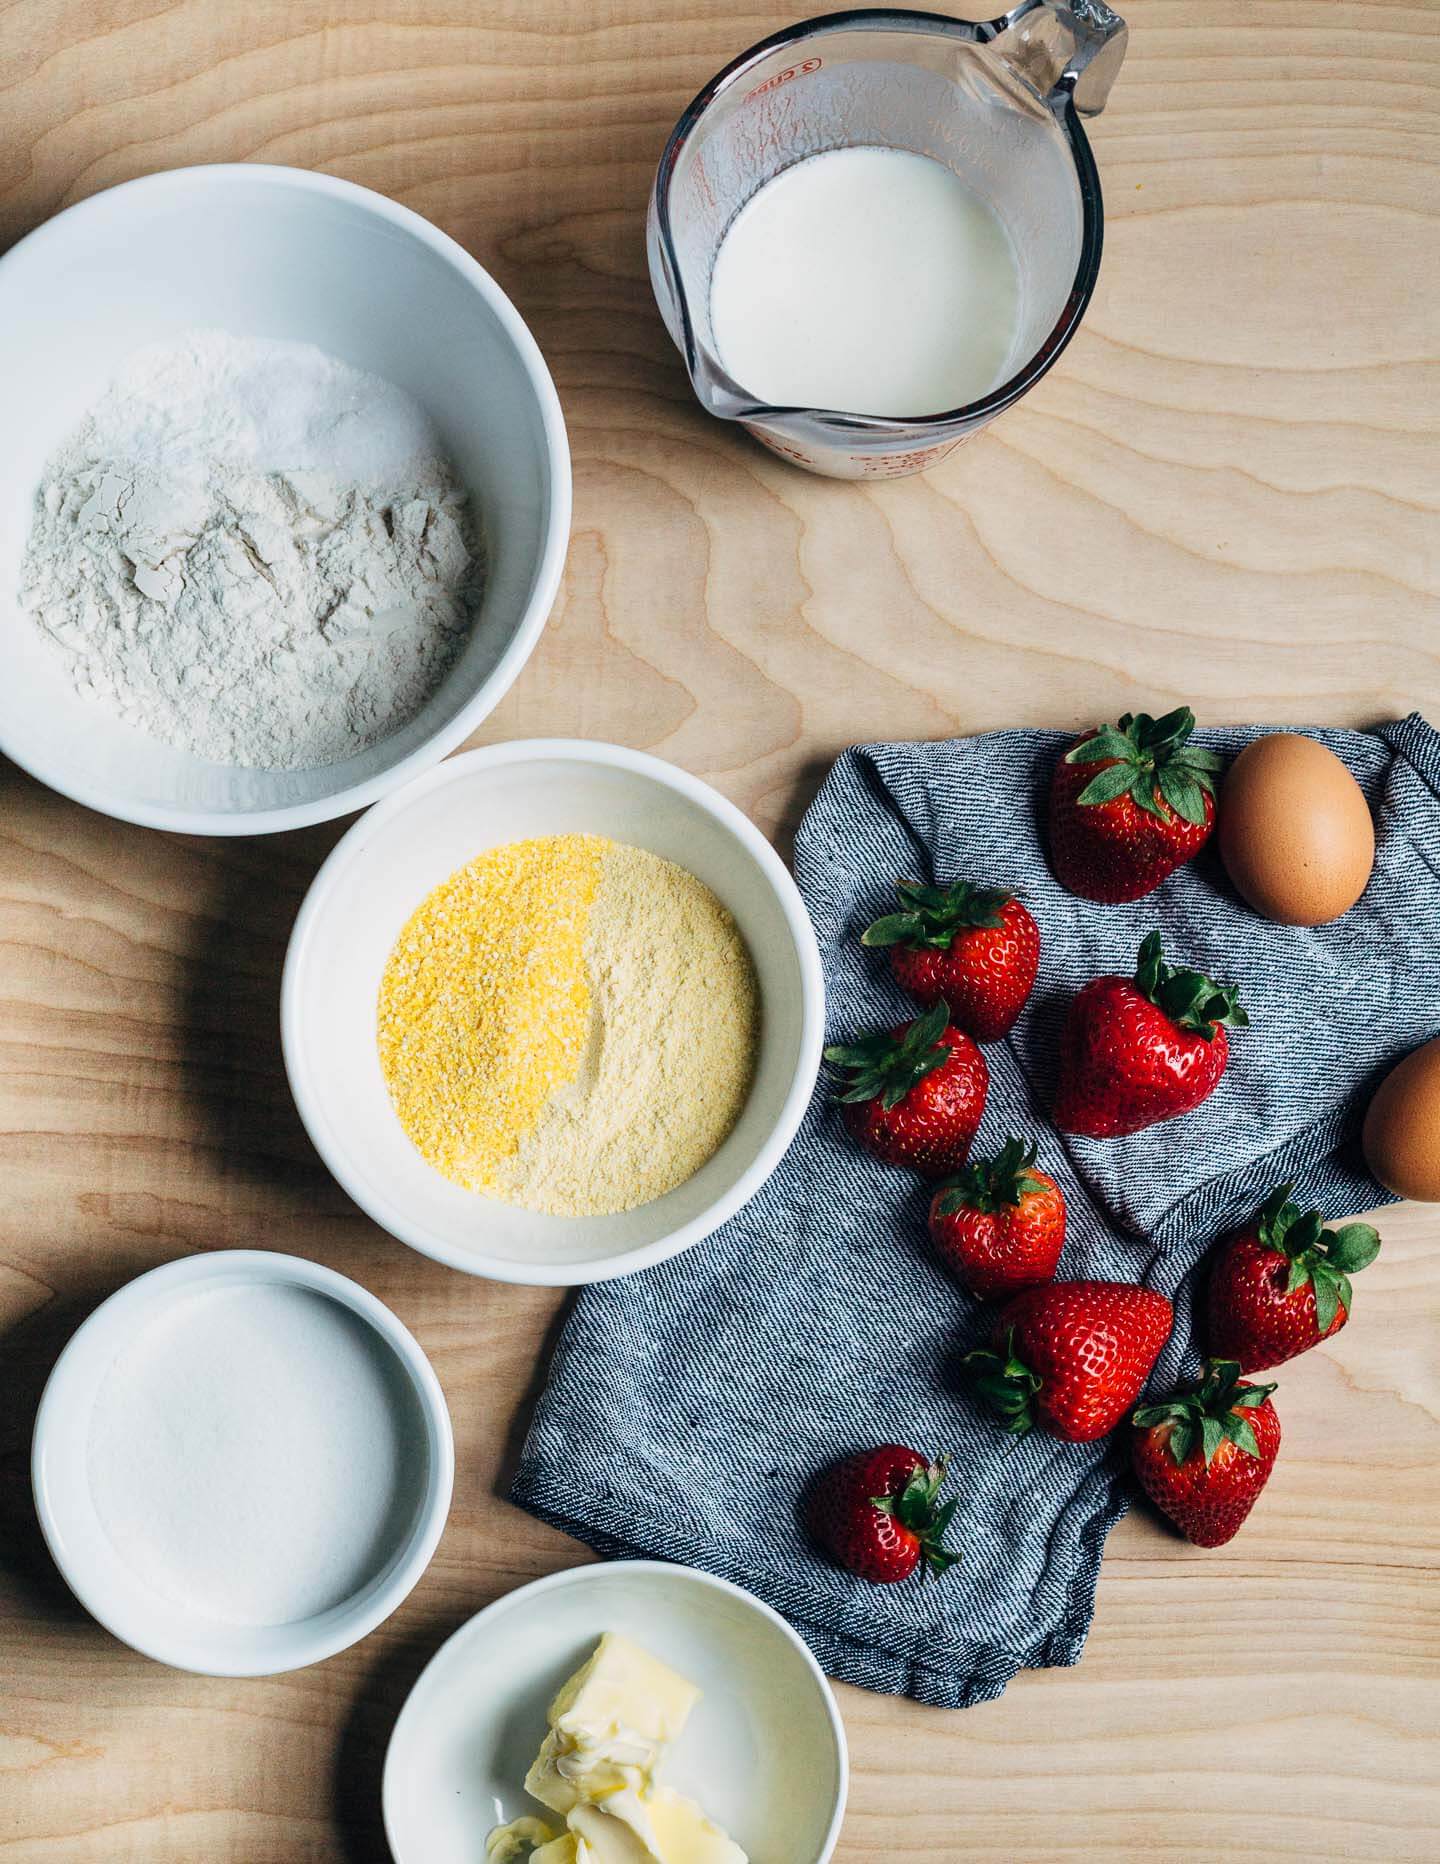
[
  {"left": 86, "top": 1283, "right": 424, "bottom": 1626},
  {"left": 19, "top": 330, "right": 485, "bottom": 770}
]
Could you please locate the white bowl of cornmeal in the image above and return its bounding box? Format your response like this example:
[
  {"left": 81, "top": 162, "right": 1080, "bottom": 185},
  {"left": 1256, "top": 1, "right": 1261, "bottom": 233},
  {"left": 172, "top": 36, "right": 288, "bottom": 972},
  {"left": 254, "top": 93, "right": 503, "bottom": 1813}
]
[
  {"left": 281, "top": 739, "right": 824, "bottom": 1285},
  {"left": 382, "top": 1562, "right": 847, "bottom": 1864}
]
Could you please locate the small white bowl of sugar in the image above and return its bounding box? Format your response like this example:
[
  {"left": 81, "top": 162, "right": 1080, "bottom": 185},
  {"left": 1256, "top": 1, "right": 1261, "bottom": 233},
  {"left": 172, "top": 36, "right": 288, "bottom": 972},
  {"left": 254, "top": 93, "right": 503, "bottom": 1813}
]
[
  {"left": 32, "top": 1250, "right": 453, "bottom": 1675},
  {"left": 0, "top": 164, "right": 570, "bottom": 834}
]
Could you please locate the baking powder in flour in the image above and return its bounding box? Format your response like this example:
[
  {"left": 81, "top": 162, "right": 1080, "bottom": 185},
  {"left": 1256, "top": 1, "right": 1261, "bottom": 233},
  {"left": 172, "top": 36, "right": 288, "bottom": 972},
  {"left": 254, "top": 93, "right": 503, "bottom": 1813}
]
[
  {"left": 19, "top": 330, "right": 485, "bottom": 770},
  {"left": 86, "top": 1283, "right": 426, "bottom": 1625}
]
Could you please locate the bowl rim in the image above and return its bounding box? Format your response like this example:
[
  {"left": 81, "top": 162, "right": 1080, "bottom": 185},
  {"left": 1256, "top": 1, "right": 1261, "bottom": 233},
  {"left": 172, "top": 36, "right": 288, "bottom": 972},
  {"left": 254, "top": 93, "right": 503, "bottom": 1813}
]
[
  {"left": 280, "top": 737, "right": 826, "bottom": 1286},
  {"left": 0, "top": 162, "right": 572, "bottom": 837},
  {"left": 380, "top": 1558, "right": 850, "bottom": 1864},
  {"left": 30, "top": 1247, "right": 455, "bottom": 1676}
]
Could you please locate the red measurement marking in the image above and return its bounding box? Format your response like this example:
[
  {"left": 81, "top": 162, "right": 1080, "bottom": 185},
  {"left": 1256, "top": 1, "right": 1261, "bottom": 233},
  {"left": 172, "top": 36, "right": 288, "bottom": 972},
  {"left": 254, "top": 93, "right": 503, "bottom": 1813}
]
[
  {"left": 857, "top": 437, "right": 969, "bottom": 476},
  {"left": 746, "top": 428, "right": 817, "bottom": 468},
  {"left": 691, "top": 151, "right": 717, "bottom": 214},
  {"left": 747, "top": 429, "right": 973, "bottom": 478},
  {"left": 743, "top": 56, "right": 822, "bottom": 103}
]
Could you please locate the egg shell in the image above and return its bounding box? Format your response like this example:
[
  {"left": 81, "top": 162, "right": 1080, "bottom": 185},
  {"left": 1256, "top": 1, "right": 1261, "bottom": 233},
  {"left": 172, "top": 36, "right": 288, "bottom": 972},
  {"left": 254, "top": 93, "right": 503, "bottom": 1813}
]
[
  {"left": 1217, "top": 734, "right": 1375, "bottom": 925},
  {"left": 1363, "top": 1037, "right": 1440, "bottom": 1201}
]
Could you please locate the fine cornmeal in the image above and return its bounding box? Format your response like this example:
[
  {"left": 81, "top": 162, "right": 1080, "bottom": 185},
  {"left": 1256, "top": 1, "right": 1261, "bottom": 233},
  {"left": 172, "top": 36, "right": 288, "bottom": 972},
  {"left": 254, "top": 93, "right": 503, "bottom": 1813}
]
[
  {"left": 377, "top": 836, "right": 759, "bottom": 1216},
  {"left": 86, "top": 1284, "right": 425, "bottom": 1626}
]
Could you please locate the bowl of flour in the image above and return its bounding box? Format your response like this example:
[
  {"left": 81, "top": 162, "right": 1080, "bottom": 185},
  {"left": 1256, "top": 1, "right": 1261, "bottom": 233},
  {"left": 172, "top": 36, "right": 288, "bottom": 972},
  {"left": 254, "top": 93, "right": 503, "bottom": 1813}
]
[{"left": 0, "top": 165, "right": 570, "bottom": 833}]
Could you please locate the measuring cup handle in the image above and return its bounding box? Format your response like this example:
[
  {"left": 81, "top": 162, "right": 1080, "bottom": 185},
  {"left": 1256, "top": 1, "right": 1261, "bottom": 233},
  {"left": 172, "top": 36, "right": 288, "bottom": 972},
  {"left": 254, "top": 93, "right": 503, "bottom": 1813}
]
[{"left": 981, "top": 0, "right": 1128, "bottom": 116}]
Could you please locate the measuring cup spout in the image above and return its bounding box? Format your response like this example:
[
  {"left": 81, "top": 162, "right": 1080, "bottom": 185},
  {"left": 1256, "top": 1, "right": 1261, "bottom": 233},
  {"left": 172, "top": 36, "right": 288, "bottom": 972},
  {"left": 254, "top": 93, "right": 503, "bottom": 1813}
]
[{"left": 981, "top": 0, "right": 1128, "bottom": 117}]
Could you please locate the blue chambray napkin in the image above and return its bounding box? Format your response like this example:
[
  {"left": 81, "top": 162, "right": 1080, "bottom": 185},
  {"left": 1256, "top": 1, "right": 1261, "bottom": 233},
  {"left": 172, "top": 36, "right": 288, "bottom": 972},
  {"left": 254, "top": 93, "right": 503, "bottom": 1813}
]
[{"left": 513, "top": 715, "right": 1439, "bottom": 1708}]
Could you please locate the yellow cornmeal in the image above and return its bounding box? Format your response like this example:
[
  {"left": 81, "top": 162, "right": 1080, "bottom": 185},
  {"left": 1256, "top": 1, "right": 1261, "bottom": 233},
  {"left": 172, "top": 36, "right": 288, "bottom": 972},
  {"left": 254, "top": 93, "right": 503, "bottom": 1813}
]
[
  {"left": 377, "top": 834, "right": 607, "bottom": 1191},
  {"left": 377, "top": 835, "right": 759, "bottom": 1217}
]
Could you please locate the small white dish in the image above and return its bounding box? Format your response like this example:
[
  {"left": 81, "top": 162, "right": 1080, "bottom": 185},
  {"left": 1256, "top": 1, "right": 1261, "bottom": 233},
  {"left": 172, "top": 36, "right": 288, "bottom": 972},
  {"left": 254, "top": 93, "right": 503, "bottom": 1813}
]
[
  {"left": 281, "top": 739, "right": 825, "bottom": 1286},
  {"left": 382, "top": 1561, "right": 848, "bottom": 1864},
  {"left": 32, "top": 1249, "right": 453, "bottom": 1676},
  {"left": 0, "top": 164, "right": 570, "bottom": 834}
]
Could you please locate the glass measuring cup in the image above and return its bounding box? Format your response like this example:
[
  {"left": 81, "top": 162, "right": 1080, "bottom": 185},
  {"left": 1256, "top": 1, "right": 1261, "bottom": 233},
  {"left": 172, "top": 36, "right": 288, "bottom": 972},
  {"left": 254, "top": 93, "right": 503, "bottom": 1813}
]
[{"left": 647, "top": 4, "right": 1127, "bottom": 479}]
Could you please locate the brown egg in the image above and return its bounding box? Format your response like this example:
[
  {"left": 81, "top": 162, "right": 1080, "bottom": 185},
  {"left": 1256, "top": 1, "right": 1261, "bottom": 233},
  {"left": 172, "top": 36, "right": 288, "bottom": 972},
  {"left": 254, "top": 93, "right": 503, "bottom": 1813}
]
[
  {"left": 1217, "top": 734, "right": 1374, "bottom": 924},
  {"left": 1364, "top": 1038, "right": 1440, "bottom": 1201}
]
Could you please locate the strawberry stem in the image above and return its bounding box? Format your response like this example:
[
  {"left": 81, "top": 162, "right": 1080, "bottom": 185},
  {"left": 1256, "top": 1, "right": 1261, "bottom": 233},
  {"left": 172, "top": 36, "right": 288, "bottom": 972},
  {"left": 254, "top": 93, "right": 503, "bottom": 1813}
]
[
  {"left": 935, "top": 1136, "right": 1046, "bottom": 1217},
  {"left": 863, "top": 879, "right": 1010, "bottom": 951},
  {"left": 962, "top": 1329, "right": 1043, "bottom": 1435},
  {"left": 872, "top": 1456, "right": 961, "bottom": 1579},
  {"left": 1132, "top": 1358, "right": 1277, "bottom": 1466},
  {"left": 1064, "top": 707, "right": 1223, "bottom": 826},
  {"left": 1134, "top": 931, "right": 1248, "bottom": 1040},
  {"left": 824, "top": 999, "right": 954, "bottom": 1111},
  {"left": 1252, "top": 1184, "right": 1381, "bottom": 1336}
]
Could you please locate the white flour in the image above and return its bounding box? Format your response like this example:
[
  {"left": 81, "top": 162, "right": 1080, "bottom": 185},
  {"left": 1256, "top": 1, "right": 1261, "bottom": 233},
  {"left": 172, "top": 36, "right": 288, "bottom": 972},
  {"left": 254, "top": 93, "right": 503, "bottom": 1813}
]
[
  {"left": 19, "top": 331, "right": 484, "bottom": 770},
  {"left": 87, "top": 1283, "right": 424, "bottom": 1626}
]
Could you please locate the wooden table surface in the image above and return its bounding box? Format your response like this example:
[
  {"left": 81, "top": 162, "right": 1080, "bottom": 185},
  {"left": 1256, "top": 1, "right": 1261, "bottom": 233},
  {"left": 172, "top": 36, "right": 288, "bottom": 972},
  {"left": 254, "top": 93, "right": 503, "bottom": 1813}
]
[{"left": 3, "top": 2, "right": 1438, "bottom": 1858}]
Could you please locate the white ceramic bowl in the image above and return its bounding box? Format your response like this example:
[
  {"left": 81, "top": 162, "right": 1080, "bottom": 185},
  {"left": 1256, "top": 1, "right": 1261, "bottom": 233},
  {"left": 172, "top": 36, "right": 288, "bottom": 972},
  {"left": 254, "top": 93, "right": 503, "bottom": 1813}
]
[
  {"left": 0, "top": 164, "right": 570, "bottom": 834},
  {"left": 31, "top": 1250, "right": 454, "bottom": 1676},
  {"left": 281, "top": 739, "right": 824, "bottom": 1286},
  {"left": 382, "top": 1561, "right": 848, "bottom": 1864}
]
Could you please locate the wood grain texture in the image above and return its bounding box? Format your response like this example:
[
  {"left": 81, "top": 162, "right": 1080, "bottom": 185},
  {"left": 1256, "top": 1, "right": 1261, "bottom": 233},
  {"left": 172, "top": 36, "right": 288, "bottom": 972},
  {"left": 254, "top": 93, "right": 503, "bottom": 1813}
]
[{"left": 2, "top": 1, "right": 1438, "bottom": 1858}]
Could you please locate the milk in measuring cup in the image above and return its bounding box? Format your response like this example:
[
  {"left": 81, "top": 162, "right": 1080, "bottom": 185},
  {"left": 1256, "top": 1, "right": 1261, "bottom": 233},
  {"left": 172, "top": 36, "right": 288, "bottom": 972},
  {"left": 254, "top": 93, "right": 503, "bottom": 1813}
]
[{"left": 709, "top": 147, "right": 1021, "bottom": 421}]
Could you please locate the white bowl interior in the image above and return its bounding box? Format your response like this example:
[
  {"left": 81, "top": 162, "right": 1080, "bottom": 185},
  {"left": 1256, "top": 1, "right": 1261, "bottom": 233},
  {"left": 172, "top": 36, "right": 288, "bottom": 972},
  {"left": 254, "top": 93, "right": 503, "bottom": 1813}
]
[
  {"left": 383, "top": 1564, "right": 845, "bottom": 1864},
  {"left": 0, "top": 168, "right": 561, "bottom": 822},
  {"left": 32, "top": 1251, "right": 450, "bottom": 1675},
  {"left": 285, "top": 750, "right": 815, "bottom": 1279}
]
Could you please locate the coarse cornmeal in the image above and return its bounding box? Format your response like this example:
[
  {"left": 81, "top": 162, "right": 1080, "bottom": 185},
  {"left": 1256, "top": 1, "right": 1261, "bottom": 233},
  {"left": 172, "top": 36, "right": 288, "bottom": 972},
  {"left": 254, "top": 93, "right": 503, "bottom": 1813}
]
[
  {"left": 376, "top": 835, "right": 759, "bottom": 1217},
  {"left": 377, "top": 834, "right": 606, "bottom": 1193}
]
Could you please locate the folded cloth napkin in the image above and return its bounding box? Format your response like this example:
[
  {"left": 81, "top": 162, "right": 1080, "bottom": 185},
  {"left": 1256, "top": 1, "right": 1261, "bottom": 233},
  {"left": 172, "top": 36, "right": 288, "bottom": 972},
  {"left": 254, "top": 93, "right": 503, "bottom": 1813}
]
[{"left": 513, "top": 714, "right": 1440, "bottom": 1708}]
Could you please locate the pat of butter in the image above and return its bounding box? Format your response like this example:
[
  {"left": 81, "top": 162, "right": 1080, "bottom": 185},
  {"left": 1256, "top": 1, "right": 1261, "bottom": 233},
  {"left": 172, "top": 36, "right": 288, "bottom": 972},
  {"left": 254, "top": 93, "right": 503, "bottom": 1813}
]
[
  {"left": 525, "top": 1632, "right": 701, "bottom": 1815},
  {"left": 488, "top": 1819, "right": 560, "bottom": 1861},
  {"left": 489, "top": 1634, "right": 747, "bottom": 1864},
  {"left": 533, "top": 1790, "right": 744, "bottom": 1864},
  {"left": 530, "top": 1841, "right": 579, "bottom": 1864},
  {"left": 645, "top": 1789, "right": 748, "bottom": 1864}
]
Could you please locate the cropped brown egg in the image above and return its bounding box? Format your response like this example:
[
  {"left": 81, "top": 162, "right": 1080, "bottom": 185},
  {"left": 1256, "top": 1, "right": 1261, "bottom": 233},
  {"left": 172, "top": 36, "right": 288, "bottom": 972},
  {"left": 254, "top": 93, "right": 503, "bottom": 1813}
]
[
  {"left": 1363, "top": 1037, "right": 1440, "bottom": 1202},
  {"left": 1217, "top": 734, "right": 1374, "bottom": 925}
]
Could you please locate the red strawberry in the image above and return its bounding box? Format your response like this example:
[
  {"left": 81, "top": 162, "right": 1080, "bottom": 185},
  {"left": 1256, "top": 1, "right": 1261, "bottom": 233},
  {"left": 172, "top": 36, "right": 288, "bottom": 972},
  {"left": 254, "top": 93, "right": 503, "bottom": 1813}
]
[
  {"left": 1048, "top": 706, "right": 1222, "bottom": 902},
  {"left": 964, "top": 1280, "right": 1173, "bottom": 1441},
  {"left": 1207, "top": 1184, "right": 1381, "bottom": 1371},
  {"left": 861, "top": 880, "right": 1040, "bottom": 1040},
  {"left": 929, "top": 1137, "right": 1066, "bottom": 1299},
  {"left": 825, "top": 999, "right": 988, "bottom": 1178},
  {"left": 808, "top": 1445, "right": 959, "bottom": 1584},
  {"left": 1131, "top": 1359, "right": 1281, "bottom": 1547},
  {"left": 1054, "top": 932, "right": 1247, "bottom": 1138}
]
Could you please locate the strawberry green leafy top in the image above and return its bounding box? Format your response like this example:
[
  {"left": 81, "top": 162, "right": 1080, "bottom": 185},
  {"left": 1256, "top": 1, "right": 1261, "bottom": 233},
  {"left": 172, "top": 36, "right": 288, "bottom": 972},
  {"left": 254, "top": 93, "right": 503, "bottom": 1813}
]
[
  {"left": 1132, "top": 1359, "right": 1276, "bottom": 1466},
  {"left": 1134, "top": 931, "right": 1248, "bottom": 1040},
  {"left": 861, "top": 879, "right": 1010, "bottom": 951},
  {"left": 873, "top": 1457, "right": 961, "bottom": 1580},
  {"left": 934, "top": 1136, "right": 1047, "bottom": 1218},
  {"left": 825, "top": 998, "right": 954, "bottom": 1111},
  {"left": 962, "top": 1328, "right": 1044, "bottom": 1436},
  {"left": 1253, "top": 1183, "right": 1381, "bottom": 1335},
  {"left": 1064, "top": 706, "right": 1223, "bottom": 826}
]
